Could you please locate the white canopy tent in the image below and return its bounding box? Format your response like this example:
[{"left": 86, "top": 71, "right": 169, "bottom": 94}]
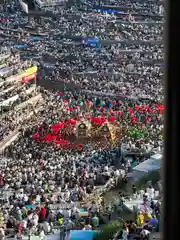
[{"left": 127, "top": 153, "right": 162, "bottom": 180}]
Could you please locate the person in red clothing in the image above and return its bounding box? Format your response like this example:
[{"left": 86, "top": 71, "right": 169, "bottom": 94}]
[
  {"left": 0, "top": 174, "right": 4, "bottom": 186},
  {"left": 39, "top": 206, "right": 46, "bottom": 222},
  {"left": 17, "top": 222, "right": 22, "bottom": 234}
]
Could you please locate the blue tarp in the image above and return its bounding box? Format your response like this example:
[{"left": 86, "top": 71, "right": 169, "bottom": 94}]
[
  {"left": 69, "top": 230, "right": 101, "bottom": 240},
  {"left": 93, "top": 8, "right": 123, "bottom": 14},
  {"left": 83, "top": 38, "right": 100, "bottom": 48},
  {"left": 13, "top": 44, "right": 27, "bottom": 49},
  {"left": 26, "top": 36, "right": 41, "bottom": 42},
  {"left": 32, "top": 36, "right": 41, "bottom": 41}
]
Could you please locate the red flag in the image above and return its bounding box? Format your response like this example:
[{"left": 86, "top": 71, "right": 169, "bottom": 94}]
[
  {"left": 108, "top": 116, "right": 115, "bottom": 123},
  {"left": 66, "top": 119, "right": 77, "bottom": 125},
  {"left": 148, "top": 108, "right": 155, "bottom": 113},
  {"left": 51, "top": 123, "right": 64, "bottom": 133},
  {"left": 67, "top": 107, "right": 73, "bottom": 111},
  {"left": 134, "top": 105, "right": 140, "bottom": 110},
  {"left": 32, "top": 133, "right": 40, "bottom": 141},
  {"left": 128, "top": 108, "right": 133, "bottom": 115},
  {"left": 146, "top": 116, "right": 151, "bottom": 121},
  {"left": 64, "top": 100, "right": 68, "bottom": 106}
]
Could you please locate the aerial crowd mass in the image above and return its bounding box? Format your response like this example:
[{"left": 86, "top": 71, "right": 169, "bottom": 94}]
[{"left": 0, "top": 0, "right": 163, "bottom": 239}]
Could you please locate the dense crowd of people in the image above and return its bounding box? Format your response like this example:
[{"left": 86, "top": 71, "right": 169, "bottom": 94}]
[
  {"left": 0, "top": 0, "right": 163, "bottom": 239},
  {"left": 0, "top": 86, "right": 163, "bottom": 238},
  {"left": 0, "top": 55, "right": 41, "bottom": 142}
]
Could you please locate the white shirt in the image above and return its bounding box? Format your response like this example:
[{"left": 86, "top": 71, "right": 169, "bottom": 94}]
[
  {"left": 0, "top": 228, "right": 5, "bottom": 238},
  {"left": 43, "top": 222, "right": 50, "bottom": 232},
  {"left": 32, "top": 218, "right": 38, "bottom": 227},
  {"left": 72, "top": 207, "right": 79, "bottom": 215},
  {"left": 63, "top": 209, "right": 71, "bottom": 218},
  {"left": 16, "top": 193, "right": 24, "bottom": 200},
  {"left": 122, "top": 230, "right": 129, "bottom": 240},
  {"left": 139, "top": 189, "right": 145, "bottom": 197},
  {"left": 39, "top": 230, "right": 45, "bottom": 240},
  {"left": 23, "top": 195, "right": 28, "bottom": 202},
  {"left": 144, "top": 192, "right": 149, "bottom": 198},
  {"left": 104, "top": 166, "right": 108, "bottom": 171},
  {"left": 64, "top": 190, "right": 70, "bottom": 201},
  {"left": 18, "top": 188, "right": 24, "bottom": 193},
  {"left": 89, "top": 204, "right": 98, "bottom": 213},
  {"left": 49, "top": 185, "right": 55, "bottom": 191},
  {"left": 36, "top": 195, "right": 41, "bottom": 203},
  {"left": 17, "top": 209, "right": 22, "bottom": 215},
  {"left": 140, "top": 229, "right": 150, "bottom": 237},
  {"left": 115, "top": 170, "right": 120, "bottom": 176},
  {"left": 148, "top": 188, "right": 155, "bottom": 199},
  {"left": 32, "top": 214, "right": 39, "bottom": 226},
  {"left": 22, "top": 220, "right": 27, "bottom": 228},
  {"left": 28, "top": 213, "right": 33, "bottom": 220}
]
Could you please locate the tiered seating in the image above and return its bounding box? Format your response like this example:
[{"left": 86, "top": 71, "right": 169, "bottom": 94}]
[{"left": 0, "top": 55, "right": 42, "bottom": 143}]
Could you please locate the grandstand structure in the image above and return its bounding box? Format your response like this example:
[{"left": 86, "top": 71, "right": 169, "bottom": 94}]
[
  {"left": 0, "top": 52, "right": 43, "bottom": 153},
  {"left": 34, "top": 0, "right": 67, "bottom": 8},
  {"left": 19, "top": 0, "right": 66, "bottom": 13}
]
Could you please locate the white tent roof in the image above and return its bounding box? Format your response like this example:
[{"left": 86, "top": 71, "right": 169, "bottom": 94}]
[
  {"left": 150, "top": 153, "right": 162, "bottom": 160},
  {"left": 133, "top": 154, "right": 162, "bottom": 173},
  {"left": 127, "top": 153, "right": 162, "bottom": 180}
]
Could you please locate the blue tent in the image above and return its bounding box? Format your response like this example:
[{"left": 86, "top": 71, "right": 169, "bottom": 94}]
[{"left": 69, "top": 230, "right": 101, "bottom": 240}]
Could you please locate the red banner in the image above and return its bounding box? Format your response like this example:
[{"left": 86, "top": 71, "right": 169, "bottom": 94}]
[{"left": 23, "top": 73, "right": 36, "bottom": 83}]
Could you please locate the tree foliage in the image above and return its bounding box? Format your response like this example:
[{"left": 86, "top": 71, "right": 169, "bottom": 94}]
[
  {"left": 94, "top": 170, "right": 161, "bottom": 240},
  {"left": 93, "top": 220, "right": 123, "bottom": 240}
]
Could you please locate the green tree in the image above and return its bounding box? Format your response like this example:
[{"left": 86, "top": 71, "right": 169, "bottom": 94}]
[
  {"left": 93, "top": 220, "right": 124, "bottom": 240},
  {"left": 94, "top": 170, "right": 161, "bottom": 240}
]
